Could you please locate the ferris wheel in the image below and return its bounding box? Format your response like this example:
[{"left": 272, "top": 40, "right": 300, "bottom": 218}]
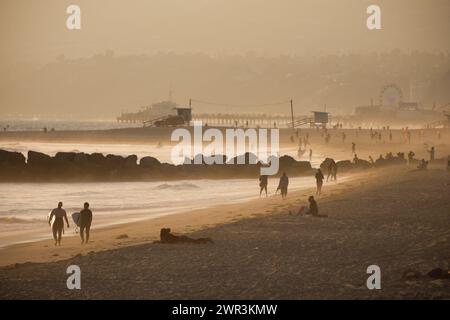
[{"left": 379, "top": 83, "right": 404, "bottom": 108}]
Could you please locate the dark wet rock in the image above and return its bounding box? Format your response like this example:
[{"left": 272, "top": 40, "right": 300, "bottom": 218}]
[
  {"left": 0, "top": 149, "right": 26, "bottom": 166},
  {"left": 226, "top": 152, "right": 258, "bottom": 165},
  {"left": 124, "top": 155, "right": 138, "bottom": 168},
  {"left": 105, "top": 154, "right": 125, "bottom": 167},
  {"left": 279, "top": 155, "right": 297, "bottom": 168},
  {"left": 54, "top": 152, "right": 76, "bottom": 162},
  {"left": 140, "top": 156, "right": 161, "bottom": 168},
  {"left": 320, "top": 158, "right": 335, "bottom": 171},
  {"left": 375, "top": 156, "right": 407, "bottom": 167},
  {"left": 353, "top": 159, "right": 372, "bottom": 169},
  {"left": 337, "top": 160, "right": 353, "bottom": 171},
  {"left": 27, "top": 150, "right": 52, "bottom": 166},
  {"left": 74, "top": 152, "right": 89, "bottom": 165}
]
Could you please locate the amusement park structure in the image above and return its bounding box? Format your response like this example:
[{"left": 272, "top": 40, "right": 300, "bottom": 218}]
[{"left": 354, "top": 83, "right": 447, "bottom": 126}]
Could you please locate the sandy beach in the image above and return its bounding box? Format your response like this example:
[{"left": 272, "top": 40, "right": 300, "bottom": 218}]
[{"left": 1, "top": 166, "right": 449, "bottom": 299}]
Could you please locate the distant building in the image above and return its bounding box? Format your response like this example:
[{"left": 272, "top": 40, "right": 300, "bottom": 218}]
[{"left": 117, "top": 100, "right": 178, "bottom": 123}]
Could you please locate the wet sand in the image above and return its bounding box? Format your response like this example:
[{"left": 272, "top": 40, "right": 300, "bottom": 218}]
[{"left": 1, "top": 167, "right": 449, "bottom": 299}]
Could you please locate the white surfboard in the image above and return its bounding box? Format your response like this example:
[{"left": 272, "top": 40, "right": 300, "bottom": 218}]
[{"left": 47, "top": 211, "right": 55, "bottom": 227}]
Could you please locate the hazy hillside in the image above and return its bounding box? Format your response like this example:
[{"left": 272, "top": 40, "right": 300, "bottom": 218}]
[{"left": 0, "top": 51, "right": 449, "bottom": 118}]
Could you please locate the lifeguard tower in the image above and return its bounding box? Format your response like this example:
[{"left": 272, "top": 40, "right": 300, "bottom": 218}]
[{"left": 289, "top": 111, "right": 330, "bottom": 128}]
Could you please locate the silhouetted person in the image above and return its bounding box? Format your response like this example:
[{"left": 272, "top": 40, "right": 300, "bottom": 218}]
[
  {"left": 298, "top": 196, "right": 327, "bottom": 217},
  {"left": 309, "top": 149, "right": 312, "bottom": 162},
  {"left": 315, "top": 169, "right": 324, "bottom": 195},
  {"left": 353, "top": 154, "right": 359, "bottom": 163},
  {"left": 259, "top": 175, "right": 268, "bottom": 197},
  {"left": 79, "top": 202, "right": 93, "bottom": 244},
  {"left": 326, "top": 159, "right": 337, "bottom": 182},
  {"left": 277, "top": 172, "right": 289, "bottom": 199},
  {"left": 351, "top": 142, "right": 356, "bottom": 154},
  {"left": 49, "top": 202, "right": 69, "bottom": 246},
  {"left": 428, "top": 146, "right": 435, "bottom": 161},
  {"left": 418, "top": 159, "right": 428, "bottom": 170}
]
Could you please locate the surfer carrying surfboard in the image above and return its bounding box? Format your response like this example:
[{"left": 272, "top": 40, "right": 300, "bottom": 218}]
[
  {"left": 48, "top": 202, "right": 70, "bottom": 246},
  {"left": 79, "top": 202, "right": 93, "bottom": 244}
]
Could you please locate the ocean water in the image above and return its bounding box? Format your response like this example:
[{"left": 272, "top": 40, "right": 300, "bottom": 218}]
[
  {"left": 0, "top": 119, "right": 141, "bottom": 132},
  {"left": 0, "top": 176, "right": 349, "bottom": 248}
]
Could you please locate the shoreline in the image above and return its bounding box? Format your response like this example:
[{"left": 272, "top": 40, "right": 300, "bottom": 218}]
[
  {"left": 1, "top": 166, "right": 448, "bottom": 299},
  {"left": 0, "top": 170, "right": 370, "bottom": 267}
]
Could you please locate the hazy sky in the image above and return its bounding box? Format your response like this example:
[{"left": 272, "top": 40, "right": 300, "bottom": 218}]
[{"left": 1, "top": 0, "right": 449, "bottom": 64}]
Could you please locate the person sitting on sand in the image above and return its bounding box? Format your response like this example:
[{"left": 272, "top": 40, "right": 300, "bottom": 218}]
[
  {"left": 298, "top": 196, "right": 327, "bottom": 218},
  {"left": 79, "top": 202, "right": 93, "bottom": 244},
  {"left": 49, "top": 202, "right": 69, "bottom": 246},
  {"left": 418, "top": 159, "right": 428, "bottom": 170},
  {"left": 259, "top": 174, "right": 268, "bottom": 197},
  {"left": 315, "top": 169, "right": 324, "bottom": 195},
  {"left": 276, "top": 172, "right": 289, "bottom": 199}
]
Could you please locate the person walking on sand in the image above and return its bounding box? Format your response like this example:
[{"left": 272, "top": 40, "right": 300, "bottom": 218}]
[
  {"left": 351, "top": 142, "right": 356, "bottom": 155},
  {"left": 276, "top": 172, "right": 289, "bottom": 199},
  {"left": 315, "top": 169, "right": 324, "bottom": 196},
  {"left": 326, "top": 159, "right": 337, "bottom": 182},
  {"left": 428, "top": 146, "right": 435, "bottom": 161},
  {"left": 79, "top": 202, "right": 93, "bottom": 244},
  {"left": 259, "top": 175, "right": 268, "bottom": 197},
  {"left": 49, "top": 202, "right": 69, "bottom": 246}
]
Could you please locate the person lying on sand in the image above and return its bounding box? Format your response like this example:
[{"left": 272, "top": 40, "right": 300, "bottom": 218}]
[
  {"left": 154, "top": 228, "right": 213, "bottom": 244},
  {"left": 48, "top": 201, "right": 69, "bottom": 246},
  {"left": 297, "top": 196, "right": 328, "bottom": 218}
]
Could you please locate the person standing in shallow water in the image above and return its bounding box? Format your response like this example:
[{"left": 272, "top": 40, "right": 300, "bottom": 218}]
[
  {"left": 79, "top": 202, "right": 93, "bottom": 244},
  {"left": 49, "top": 202, "right": 69, "bottom": 246},
  {"left": 315, "top": 169, "right": 324, "bottom": 196}
]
